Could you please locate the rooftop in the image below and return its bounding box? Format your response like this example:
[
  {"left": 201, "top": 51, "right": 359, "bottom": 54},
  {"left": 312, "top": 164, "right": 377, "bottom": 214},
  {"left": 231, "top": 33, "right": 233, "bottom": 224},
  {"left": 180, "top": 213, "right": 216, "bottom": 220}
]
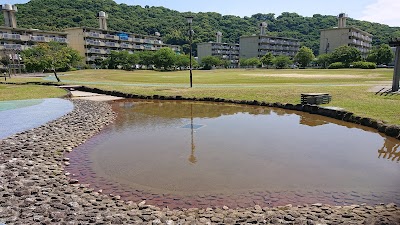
[
  {"left": 64, "top": 26, "right": 162, "bottom": 39},
  {"left": 240, "top": 35, "right": 300, "bottom": 41},
  {"left": 320, "top": 26, "right": 373, "bottom": 36},
  {"left": 0, "top": 26, "right": 67, "bottom": 35}
]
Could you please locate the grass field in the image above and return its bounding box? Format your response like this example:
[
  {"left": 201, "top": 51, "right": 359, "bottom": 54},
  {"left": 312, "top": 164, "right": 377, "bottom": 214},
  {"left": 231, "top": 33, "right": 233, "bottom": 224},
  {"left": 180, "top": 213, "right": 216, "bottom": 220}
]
[
  {"left": 0, "top": 84, "right": 67, "bottom": 101},
  {"left": 1, "top": 68, "right": 399, "bottom": 124},
  {"left": 60, "top": 68, "right": 393, "bottom": 85}
]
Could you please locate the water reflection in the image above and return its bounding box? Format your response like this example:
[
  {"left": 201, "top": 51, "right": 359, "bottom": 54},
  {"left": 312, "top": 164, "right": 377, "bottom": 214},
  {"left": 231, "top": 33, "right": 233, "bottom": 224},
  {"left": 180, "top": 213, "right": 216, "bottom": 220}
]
[
  {"left": 188, "top": 104, "right": 197, "bottom": 164},
  {"left": 66, "top": 99, "right": 400, "bottom": 208},
  {"left": 299, "top": 114, "right": 329, "bottom": 127},
  {"left": 378, "top": 137, "right": 400, "bottom": 163}
]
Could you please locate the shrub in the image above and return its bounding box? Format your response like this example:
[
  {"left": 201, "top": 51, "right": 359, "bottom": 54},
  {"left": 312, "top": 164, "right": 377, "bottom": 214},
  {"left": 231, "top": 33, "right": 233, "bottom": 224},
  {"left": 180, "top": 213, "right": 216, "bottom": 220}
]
[
  {"left": 328, "top": 62, "right": 346, "bottom": 69},
  {"left": 352, "top": 61, "right": 377, "bottom": 69}
]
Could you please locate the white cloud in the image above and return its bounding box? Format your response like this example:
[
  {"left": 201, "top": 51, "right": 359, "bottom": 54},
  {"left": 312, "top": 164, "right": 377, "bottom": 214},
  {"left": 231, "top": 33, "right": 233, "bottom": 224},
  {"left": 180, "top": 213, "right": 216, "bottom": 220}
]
[{"left": 360, "top": 0, "right": 400, "bottom": 27}]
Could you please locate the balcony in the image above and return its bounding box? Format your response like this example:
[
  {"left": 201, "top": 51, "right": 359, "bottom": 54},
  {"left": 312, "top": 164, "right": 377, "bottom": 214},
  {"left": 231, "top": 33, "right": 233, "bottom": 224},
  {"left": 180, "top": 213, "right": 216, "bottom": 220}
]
[
  {"left": 144, "top": 45, "right": 155, "bottom": 50},
  {"left": 86, "top": 40, "right": 105, "bottom": 46},
  {"left": 1, "top": 33, "right": 21, "bottom": 40},
  {"left": 51, "top": 37, "right": 68, "bottom": 43},
  {"left": 105, "top": 42, "right": 119, "bottom": 48},
  {"left": 134, "top": 38, "right": 144, "bottom": 43},
  {"left": 30, "top": 36, "right": 47, "bottom": 42},
  {"left": 0, "top": 44, "right": 26, "bottom": 50},
  {"left": 87, "top": 48, "right": 110, "bottom": 54},
  {"left": 104, "top": 34, "right": 119, "bottom": 40},
  {"left": 120, "top": 43, "right": 132, "bottom": 49},
  {"left": 85, "top": 32, "right": 104, "bottom": 38}
]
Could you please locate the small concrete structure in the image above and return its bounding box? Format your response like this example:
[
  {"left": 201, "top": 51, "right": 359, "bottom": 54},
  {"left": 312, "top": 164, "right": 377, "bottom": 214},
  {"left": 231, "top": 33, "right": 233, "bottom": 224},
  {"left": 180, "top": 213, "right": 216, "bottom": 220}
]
[{"left": 389, "top": 38, "right": 400, "bottom": 92}]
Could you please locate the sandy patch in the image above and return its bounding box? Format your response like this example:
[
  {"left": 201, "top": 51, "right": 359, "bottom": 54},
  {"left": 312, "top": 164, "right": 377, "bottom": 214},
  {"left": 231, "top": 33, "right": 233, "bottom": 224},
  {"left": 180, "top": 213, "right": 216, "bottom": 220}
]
[{"left": 241, "top": 73, "right": 378, "bottom": 78}]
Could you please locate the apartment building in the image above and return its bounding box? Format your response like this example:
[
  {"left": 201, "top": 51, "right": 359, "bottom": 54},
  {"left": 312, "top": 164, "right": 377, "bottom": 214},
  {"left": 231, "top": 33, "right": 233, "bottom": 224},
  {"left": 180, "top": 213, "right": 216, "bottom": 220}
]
[
  {"left": 65, "top": 12, "right": 180, "bottom": 66},
  {"left": 0, "top": 26, "right": 68, "bottom": 51},
  {"left": 0, "top": 4, "right": 67, "bottom": 71},
  {"left": 319, "top": 13, "right": 373, "bottom": 57},
  {"left": 240, "top": 22, "right": 300, "bottom": 59},
  {"left": 197, "top": 32, "right": 240, "bottom": 68}
]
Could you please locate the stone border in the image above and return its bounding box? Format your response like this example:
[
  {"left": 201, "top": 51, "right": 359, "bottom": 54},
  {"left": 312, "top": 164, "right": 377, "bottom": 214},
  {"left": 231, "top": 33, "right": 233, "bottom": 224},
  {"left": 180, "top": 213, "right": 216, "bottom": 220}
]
[
  {"left": 0, "top": 100, "right": 399, "bottom": 224},
  {"left": 77, "top": 86, "right": 400, "bottom": 141}
]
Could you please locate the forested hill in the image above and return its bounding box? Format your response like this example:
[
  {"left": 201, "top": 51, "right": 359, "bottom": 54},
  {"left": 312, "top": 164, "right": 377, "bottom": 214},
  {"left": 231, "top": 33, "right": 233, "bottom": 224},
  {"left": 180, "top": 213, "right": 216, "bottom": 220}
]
[{"left": 9, "top": 0, "right": 400, "bottom": 55}]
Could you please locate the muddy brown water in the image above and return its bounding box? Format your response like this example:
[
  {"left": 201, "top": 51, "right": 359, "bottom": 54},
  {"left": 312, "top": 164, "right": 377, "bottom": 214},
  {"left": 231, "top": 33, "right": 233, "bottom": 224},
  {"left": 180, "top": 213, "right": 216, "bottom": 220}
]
[{"left": 66, "top": 99, "right": 400, "bottom": 209}]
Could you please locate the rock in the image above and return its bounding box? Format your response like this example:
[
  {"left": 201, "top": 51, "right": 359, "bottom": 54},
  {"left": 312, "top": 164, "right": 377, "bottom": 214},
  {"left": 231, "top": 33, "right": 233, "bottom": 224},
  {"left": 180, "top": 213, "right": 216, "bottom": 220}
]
[
  {"left": 69, "top": 179, "right": 79, "bottom": 184},
  {"left": 165, "top": 220, "right": 175, "bottom": 225},
  {"left": 210, "top": 217, "right": 222, "bottom": 223},
  {"left": 342, "top": 213, "right": 354, "bottom": 218},
  {"left": 385, "top": 125, "right": 400, "bottom": 137},
  {"left": 311, "top": 203, "right": 323, "bottom": 207},
  {"left": 386, "top": 203, "right": 397, "bottom": 208},
  {"left": 254, "top": 205, "right": 262, "bottom": 211},
  {"left": 68, "top": 202, "right": 80, "bottom": 208},
  {"left": 284, "top": 215, "right": 296, "bottom": 221}
]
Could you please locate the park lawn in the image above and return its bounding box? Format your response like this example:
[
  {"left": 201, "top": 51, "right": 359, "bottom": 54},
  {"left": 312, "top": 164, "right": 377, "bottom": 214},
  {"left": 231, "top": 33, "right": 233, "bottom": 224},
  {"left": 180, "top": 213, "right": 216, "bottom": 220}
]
[
  {"left": 60, "top": 68, "right": 394, "bottom": 85},
  {"left": 86, "top": 84, "right": 400, "bottom": 125},
  {"left": 1, "top": 68, "right": 399, "bottom": 124},
  {"left": 0, "top": 84, "right": 67, "bottom": 101}
]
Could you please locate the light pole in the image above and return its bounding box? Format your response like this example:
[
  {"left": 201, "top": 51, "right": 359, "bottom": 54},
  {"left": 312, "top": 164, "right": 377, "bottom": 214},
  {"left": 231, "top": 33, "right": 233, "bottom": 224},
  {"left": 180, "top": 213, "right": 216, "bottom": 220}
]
[
  {"left": 325, "top": 38, "right": 329, "bottom": 54},
  {"left": 186, "top": 16, "right": 194, "bottom": 88}
]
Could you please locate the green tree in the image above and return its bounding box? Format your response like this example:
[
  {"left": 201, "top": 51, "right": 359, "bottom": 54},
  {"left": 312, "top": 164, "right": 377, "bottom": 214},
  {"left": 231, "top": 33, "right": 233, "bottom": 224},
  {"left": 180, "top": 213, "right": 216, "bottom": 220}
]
[
  {"left": 201, "top": 56, "right": 221, "bottom": 70},
  {"left": 136, "top": 51, "right": 155, "bottom": 69},
  {"left": 221, "top": 59, "right": 231, "bottom": 68},
  {"left": 366, "top": 44, "right": 395, "bottom": 65},
  {"left": 330, "top": 45, "right": 361, "bottom": 66},
  {"left": 273, "top": 55, "right": 293, "bottom": 69},
  {"left": 174, "top": 54, "right": 190, "bottom": 68},
  {"left": 315, "top": 53, "right": 332, "bottom": 68},
  {"left": 240, "top": 58, "right": 249, "bottom": 67},
  {"left": 21, "top": 42, "right": 82, "bottom": 82},
  {"left": 153, "top": 47, "right": 176, "bottom": 70},
  {"left": 127, "top": 53, "right": 139, "bottom": 69},
  {"left": 260, "top": 52, "right": 275, "bottom": 68},
  {"left": 245, "top": 57, "right": 261, "bottom": 68},
  {"left": 294, "top": 46, "right": 315, "bottom": 67}
]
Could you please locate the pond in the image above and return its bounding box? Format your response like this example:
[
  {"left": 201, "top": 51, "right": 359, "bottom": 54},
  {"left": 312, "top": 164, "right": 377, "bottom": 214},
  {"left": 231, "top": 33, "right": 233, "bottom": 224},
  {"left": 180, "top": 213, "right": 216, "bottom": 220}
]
[
  {"left": 66, "top": 99, "right": 400, "bottom": 209},
  {"left": 0, "top": 98, "right": 74, "bottom": 139}
]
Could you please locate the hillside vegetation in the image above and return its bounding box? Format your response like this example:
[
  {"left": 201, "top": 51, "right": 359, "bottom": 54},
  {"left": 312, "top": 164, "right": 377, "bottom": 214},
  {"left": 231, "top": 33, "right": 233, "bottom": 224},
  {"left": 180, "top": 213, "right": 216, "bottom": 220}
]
[{"left": 8, "top": 0, "right": 400, "bottom": 55}]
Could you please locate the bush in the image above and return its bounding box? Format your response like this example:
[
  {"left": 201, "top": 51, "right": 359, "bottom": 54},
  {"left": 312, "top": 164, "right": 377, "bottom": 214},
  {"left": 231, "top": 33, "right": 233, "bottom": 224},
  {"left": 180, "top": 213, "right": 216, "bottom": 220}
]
[
  {"left": 328, "top": 62, "right": 346, "bottom": 69},
  {"left": 352, "top": 61, "right": 377, "bottom": 69}
]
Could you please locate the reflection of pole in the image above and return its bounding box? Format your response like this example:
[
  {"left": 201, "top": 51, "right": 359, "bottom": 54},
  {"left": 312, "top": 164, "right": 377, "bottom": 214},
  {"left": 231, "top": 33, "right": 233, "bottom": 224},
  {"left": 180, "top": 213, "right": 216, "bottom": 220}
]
[{"left": 188, "top": 104, "right": 197, "bottom": 164}]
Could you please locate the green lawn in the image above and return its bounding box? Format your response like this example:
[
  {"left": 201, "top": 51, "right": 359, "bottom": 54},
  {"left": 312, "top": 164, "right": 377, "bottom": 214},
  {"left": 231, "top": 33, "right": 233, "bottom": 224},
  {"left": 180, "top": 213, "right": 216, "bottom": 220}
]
[
  {"left": 0, "top": 84, "right": 67, "bottom": 101},
  {"left": 1, "top": 68, "right": 399, "bottom": 125},
  {"left": 60, "top": 68, "right": 393, "bottom": 85}
]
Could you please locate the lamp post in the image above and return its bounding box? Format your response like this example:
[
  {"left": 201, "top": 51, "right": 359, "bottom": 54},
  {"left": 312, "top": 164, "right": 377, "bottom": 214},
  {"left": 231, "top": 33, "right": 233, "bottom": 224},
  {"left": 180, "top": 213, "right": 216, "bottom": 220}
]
[
  {"left": 325, "top": 38, "right": 329, "bottom": 54},
  {"left": 186, "top": 16, "right": 194, "bottom": 88}
]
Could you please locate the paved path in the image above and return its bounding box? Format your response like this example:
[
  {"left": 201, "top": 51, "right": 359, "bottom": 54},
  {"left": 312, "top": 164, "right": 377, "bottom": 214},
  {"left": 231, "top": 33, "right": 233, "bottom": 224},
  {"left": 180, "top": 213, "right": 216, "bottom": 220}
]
[
  {"left": 0, "top": 98, "right": 73, "bottom": 139},
  {"left": 70, "top": 90, "right": 124, "bottom": 101}
]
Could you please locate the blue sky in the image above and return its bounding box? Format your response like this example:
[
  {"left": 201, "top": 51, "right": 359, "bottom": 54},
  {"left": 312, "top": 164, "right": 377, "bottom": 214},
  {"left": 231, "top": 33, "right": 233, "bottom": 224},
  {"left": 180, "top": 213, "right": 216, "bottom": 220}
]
[{"left": 6, "top": 0, "right": 400, "bottom": 26}]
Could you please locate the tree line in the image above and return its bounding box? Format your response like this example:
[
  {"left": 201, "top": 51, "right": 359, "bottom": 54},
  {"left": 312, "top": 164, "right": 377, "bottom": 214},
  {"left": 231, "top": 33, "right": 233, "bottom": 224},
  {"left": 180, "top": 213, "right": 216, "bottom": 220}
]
[
  {"left": 315, "top": 44, "right": 394, "bottom": 69},
  {"left": 100, "top": 47, "right": 198, "bottom": 70}
]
